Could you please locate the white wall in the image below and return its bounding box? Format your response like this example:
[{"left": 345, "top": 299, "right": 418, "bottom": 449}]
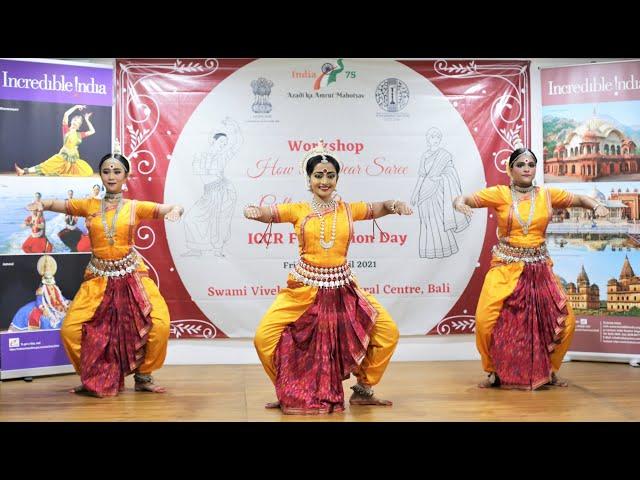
[
  {"left": 55, "top": 57, "right": 622, "bottom": 365},
  {"left": 165, "top": 335, "right": 480, "bottom": 365}
]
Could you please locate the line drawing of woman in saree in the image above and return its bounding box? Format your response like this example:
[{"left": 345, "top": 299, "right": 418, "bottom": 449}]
[
  {"left": 410, "top": 127, "right": 470, "bottom": 258},
  {"left": 9, "top": 255, "right": 70, "bottom": 331},
  {"left": 182, "top": 117, "right": 243, "bottom": 257},
  {"left": 14, "top": 104, "right": 96, "bottom": 177}
]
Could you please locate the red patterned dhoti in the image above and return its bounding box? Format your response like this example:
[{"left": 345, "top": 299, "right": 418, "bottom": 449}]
[
  {"left": 273, "top": 284, "right": 378, "bottom": 414},
  {"left": 79, "top": 273, "right": 152, "bottom": 397},
  {"left": 489, "top": 261, "right": 571, "bottom": 390}
]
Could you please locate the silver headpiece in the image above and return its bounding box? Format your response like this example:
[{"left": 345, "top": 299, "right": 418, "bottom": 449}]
[{"left": 299, "top": 139, "right": 339, "bottom": 175}]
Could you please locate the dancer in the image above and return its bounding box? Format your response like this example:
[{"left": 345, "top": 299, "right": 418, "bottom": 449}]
[
  {"left": 29, "top": 151, "right": 184, "bottom": 396},
  {"left": 454, "top": 147, "right": 608, "bottom": 390},
  {"left": 247, "top": 140, "right": 412, "bottom": 414}
]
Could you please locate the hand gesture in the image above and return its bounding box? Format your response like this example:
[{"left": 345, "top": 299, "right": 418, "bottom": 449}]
[
  {"left": 164, "top": 206, "right": 183, "bottom": 222},
  {"left": 454, "top": 198, "right": 473, "bottom": 216},
  {"left": 594, "top": 204, "right": 609, "bottom": 218},
  {"left": 244, "top": 205, "right": 261, "bottom": 219},
  {"left": 396, "top": 201, "right": 413, "bottom": 215},
  {"left": 27, "top": 201, "right": 44, "bottom": 212}
]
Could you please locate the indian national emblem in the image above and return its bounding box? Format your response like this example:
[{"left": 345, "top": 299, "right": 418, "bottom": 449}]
[
  {"left": 375, "top": 78, "right": 410, "bottom": 112},
  {"left": 251, "top": 77, "right": 274, "bottom": 114}
]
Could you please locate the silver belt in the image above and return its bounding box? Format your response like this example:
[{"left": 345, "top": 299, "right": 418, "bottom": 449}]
[
  {"left": 87, "top": 250, "right": 140, "bottom": 277},
  {"left": 290, "top": 260, "right": 354, "bottom": 289},
  {"left": 492, "top": 241, "right": 549, "bottom": 264}
]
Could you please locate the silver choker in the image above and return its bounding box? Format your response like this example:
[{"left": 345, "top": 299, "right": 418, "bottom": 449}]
[
  {"left": 104, "top": 192, "right": 123, "bottom": 202},
  {"left": 511, "top": 183, "right": 535, "bottom": 194}
]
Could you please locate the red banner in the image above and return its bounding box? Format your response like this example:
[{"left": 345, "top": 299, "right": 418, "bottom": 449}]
[{"left": 116, "top": 58, "right": 530, "bottom": 338}]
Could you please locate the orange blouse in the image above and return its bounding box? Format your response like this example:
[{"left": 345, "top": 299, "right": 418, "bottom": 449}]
[
  {"left": 470, "top": 185, "right": 574, "bottom": 248},
  {"left": 272, "top": 201, "right": 373, "bottom": 267},
  {"left": 65, "top": 198, "right": 160, "bottom": 261}
]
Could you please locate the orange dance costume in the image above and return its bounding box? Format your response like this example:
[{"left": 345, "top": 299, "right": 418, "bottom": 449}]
[
  {"left": 33, "top": 122, "right": 94, "bottom": 176},
  {"left": 22, "top": 213, "right": 53, "bottom": 253},
  {"left": 471, "top": 185, "right": 576, "bottom": 389},
  {"left": 61, "top": 197, "right": 170, "bottom": 396},
  {"left": 254, "top": 201, "right": 399, "bottom": 414}
]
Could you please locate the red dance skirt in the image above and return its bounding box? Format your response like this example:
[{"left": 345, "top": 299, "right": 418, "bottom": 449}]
[
  {"left": 79, "top": 273, "right": 152, "bottom": 397},
  {"left": 273, "top": 284, "right": 377, "bottom": 414},
  {"left": 22, "top": 236, "right": 52, "bottom": 253},
  {"left": 76, "top": 234, "right": 91, "bottom": 252},
  {"left": 489, "top": 261, "right": 568, "bottom": 390}
]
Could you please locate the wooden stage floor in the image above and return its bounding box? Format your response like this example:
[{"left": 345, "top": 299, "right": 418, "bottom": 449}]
[{"left": 1, "top": 361, "right": 639, "bottom": 421}]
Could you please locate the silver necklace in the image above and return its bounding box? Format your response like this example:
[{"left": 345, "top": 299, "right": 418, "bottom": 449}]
[
  {"left": 510, "top": 186, "right": 536, "bottom": 235},
  {"left": 511, "top": 183, "right": 535, "bottom": 194},
  {"left": 101, "top": 197, "right": 124, "bottom": 245},
  {"left": 310, "top": 198, "right": 338, "bottom": 250},
  {"left": 104, "top": 192, "right": 123, "bottom": 202}
]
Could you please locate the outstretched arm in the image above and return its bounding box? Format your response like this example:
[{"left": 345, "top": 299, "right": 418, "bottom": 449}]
[
  {"left": 369, "top": 200, "right": 413, "bottom": 218},
  {"left": 571, "top": 194, "right": 609, "bottom": 217},
  {"left": 452, "top": 195, "right": 476, "bottom": 216},
  {"left": 156, "top": 204, "right": 184, "bottom": 221},
  {"left": 33, "top": 199, "right": 67, "bottom": 214},
  {"left": 244, "top": 205, "right": 274, "bottom": 224}
]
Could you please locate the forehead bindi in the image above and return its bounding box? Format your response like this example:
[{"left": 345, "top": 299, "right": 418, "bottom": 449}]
[
  {"left": 103, "top": 162, "right": 124, "bottom": 171},
  {"left": 313, "top": 166, "right": 336, "bottom": 175},
  {"left": 516, "top": 159, "right": 537, "bottom": 166}
]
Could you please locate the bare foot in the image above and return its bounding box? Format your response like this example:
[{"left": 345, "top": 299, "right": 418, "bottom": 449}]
[
  {"left": 349, "top": 391, "right": 393, "bottom": 406},
  {"left": 134, "top": 381, "right": 167, "bottom": 393},
  {"left": 349, "top": 385, "right": 392, "bottom": 406},
  {"left": 14, "top": 163, "right": 25, "bottom": 176},
  {"left": 478, "top": 372, "right": 501, "bottom": 389},
  {"left": 69, "top": 384, "right": 87, "bottom": 394},
  {"left": 69, "top": 384, "right": 100, "bottom": 397},
  {"left": 547, "top": 372, "right": 569, "bottom": 387},
  {"left": 134, "top": 373, "right": 166, "bottom": 393},
  {"left": 265, "top": 400, "right": 281, "bottom": 409}
]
